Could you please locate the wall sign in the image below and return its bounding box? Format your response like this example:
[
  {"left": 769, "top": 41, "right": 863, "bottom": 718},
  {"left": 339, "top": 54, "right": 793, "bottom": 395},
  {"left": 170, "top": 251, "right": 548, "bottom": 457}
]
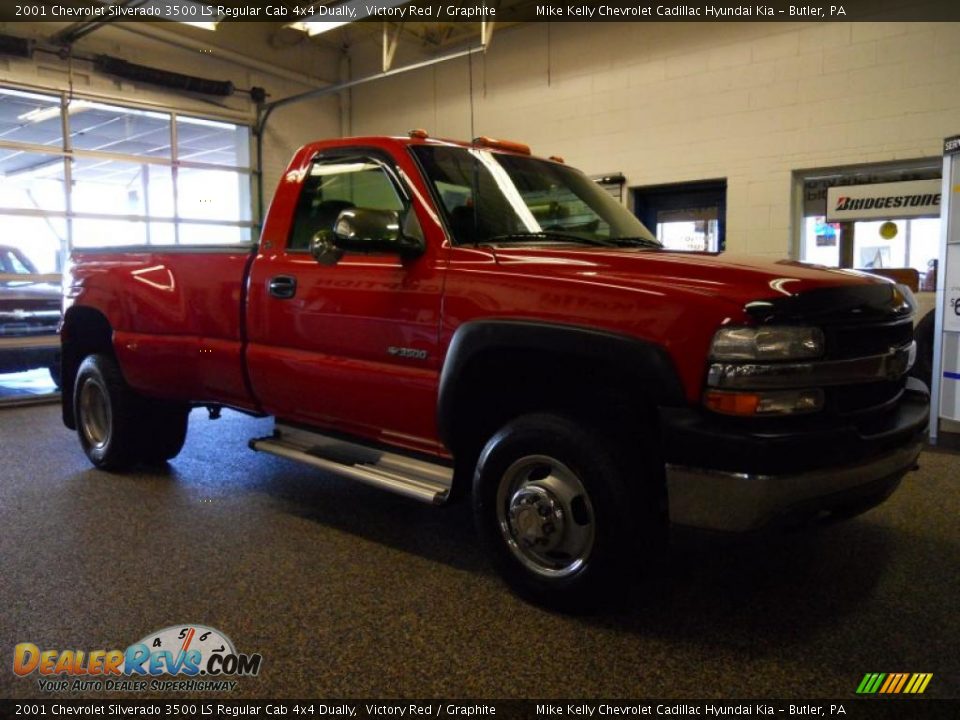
[
  {"left": 826, "top": 179, "right": 942, "bottom": 222},
  {"left": 946, "top": 244, "right": 960, "bottom": 333}
]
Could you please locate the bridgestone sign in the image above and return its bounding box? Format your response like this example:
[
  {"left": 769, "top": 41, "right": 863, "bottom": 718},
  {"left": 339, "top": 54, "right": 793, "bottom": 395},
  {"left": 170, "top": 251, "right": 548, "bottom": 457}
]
[{"left": 826, "top": 179, "right": 942, "bottom": 222}]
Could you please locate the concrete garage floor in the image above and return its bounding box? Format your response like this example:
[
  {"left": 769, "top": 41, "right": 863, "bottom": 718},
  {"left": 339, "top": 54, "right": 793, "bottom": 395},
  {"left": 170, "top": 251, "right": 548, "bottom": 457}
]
[{"left": 1, "top": 404, "right": 958, "bottom": 700}]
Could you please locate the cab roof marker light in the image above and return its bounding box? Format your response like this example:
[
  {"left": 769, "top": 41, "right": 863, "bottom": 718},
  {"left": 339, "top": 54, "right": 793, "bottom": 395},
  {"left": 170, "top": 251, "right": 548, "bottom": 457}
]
[
  {"left": 408, "top": 129, "right": 429, "bottom": 139},
  {"left": 472, "top": 136, "right": 532, "bottom": 155}
]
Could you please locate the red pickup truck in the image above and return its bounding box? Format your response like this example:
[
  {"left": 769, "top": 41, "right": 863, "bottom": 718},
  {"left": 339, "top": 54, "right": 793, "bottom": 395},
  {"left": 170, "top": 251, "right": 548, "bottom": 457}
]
[{"left": 61, "top": 133, "right": 929, "bottom": 607}]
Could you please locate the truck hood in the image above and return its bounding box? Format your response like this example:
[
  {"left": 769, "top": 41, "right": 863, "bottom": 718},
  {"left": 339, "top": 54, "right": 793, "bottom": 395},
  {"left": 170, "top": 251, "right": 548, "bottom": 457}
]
[
  {"left": 0, "top": 279, "right": 61, "bottom": 306},
  {"left": 488, "top": 246, "right": 888, "bottom": 311}
]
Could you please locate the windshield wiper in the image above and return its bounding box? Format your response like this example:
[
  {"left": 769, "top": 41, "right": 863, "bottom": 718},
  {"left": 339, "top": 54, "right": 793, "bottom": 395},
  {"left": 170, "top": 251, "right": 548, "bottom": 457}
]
[
  {"left": 483, "top": 232, "right": 616, "bottom": 247},
  {"left": 608, "top": 236, "right": 663, "bottom": 249}
]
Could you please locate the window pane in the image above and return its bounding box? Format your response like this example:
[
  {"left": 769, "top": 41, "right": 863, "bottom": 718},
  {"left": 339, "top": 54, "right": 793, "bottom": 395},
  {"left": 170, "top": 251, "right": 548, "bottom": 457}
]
[
  {"left": 0, "top": 151, "right": 65, "bottom": 211},
  {"left": 69, "top": 101, "right": 171, "bottom": 158},
  {"left": 800, "top": 216, "right": 841, "bottom": 267},
  {"left": 0, "top": 215, "right": 66, "bottom": 273},
  {"left": 908, "top": 218, "right": 940, "bottom": 283},
  {"left": 0, "top": 88, "right": 63, "bottom": 148},
  {"left": 177, "top": 167, "right": 251, "bottom": 221},
  {"left": 854, "top": 220, "right": 906, "bottom": 269},
  {"left": 178, "top": 224, "right": 252, "bottom": 245},
  {"left": 657, "top": 220, "right": 719, "bottom": 252},
  {"left": 146, "top": 222, "right": 177, "bottom": 246},
  {"left": 288, "top": 160, "right": 404, "bottom": 251},
  {"left": 73, "top": 217, "right": 147, "bottom": 248},
  {"left": 72, "top": 218, "right": 183, "bottom": 248},
  {"left": 177, "top": 116, "right": 250, "bottom": 167},
  {"left": 71, "top": 158, "right": 174, "bottom": 217}
]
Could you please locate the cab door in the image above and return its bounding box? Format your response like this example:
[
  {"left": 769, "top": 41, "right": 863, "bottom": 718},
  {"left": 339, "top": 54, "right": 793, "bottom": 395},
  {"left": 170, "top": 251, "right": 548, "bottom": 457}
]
[{"left": 245, "top": 149, "right": 447, "bottom": 454}]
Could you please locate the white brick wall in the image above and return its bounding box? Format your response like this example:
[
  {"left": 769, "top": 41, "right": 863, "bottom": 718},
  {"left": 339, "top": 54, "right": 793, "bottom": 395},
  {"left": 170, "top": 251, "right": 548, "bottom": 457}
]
[{"left": 348, "top": 21, "right": 960, "bottom": 258}]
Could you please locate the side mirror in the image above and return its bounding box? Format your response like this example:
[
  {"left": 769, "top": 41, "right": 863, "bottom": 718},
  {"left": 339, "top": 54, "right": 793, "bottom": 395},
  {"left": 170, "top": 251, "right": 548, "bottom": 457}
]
[
  {"left": 309, "top": 231, "right": 344, "bottom": 266},
  {"left": 310, "top": 207, "right": 426, "bottom": 266}
]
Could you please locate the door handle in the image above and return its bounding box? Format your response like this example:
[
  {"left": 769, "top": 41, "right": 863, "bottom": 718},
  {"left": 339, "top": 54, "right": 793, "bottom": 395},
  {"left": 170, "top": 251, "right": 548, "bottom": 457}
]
[{"left": 268, "top": 275, "right": 297, "bottom": 299}]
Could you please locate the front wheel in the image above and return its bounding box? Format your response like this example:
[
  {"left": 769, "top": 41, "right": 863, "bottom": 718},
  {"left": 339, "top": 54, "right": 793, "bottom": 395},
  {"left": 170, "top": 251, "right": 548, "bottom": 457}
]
[{"left": 472, "top": 413, "right": 662, "bottom": 610}]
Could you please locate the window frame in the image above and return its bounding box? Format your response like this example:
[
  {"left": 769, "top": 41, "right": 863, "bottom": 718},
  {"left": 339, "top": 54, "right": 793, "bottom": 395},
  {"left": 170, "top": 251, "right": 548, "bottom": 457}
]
[{"left": 284, "top": 148, "right": 413, "bottom": 255}]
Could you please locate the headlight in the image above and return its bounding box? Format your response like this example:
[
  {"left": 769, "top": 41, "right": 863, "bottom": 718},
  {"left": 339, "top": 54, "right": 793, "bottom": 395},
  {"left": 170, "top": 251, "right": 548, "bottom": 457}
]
[{"left": 710, "top": 326, "right": 824, "bottom": 361}]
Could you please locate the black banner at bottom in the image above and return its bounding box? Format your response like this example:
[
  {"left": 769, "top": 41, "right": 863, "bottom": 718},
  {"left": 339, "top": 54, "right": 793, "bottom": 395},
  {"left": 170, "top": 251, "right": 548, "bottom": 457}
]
[{"left": 1, "top": 700, "right": 958, "bottom": 720}]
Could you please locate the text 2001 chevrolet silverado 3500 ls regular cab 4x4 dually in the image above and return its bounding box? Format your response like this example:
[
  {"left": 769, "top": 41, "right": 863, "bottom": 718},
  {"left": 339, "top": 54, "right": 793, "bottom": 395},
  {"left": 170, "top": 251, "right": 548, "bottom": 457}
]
[{"left": 61, "top": 132, "right": 929, "bottom": 607}]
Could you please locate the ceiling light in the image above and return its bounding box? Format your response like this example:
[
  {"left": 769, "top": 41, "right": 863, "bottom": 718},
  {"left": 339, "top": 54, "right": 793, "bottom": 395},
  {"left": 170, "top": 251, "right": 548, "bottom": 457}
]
[
  {"left": 18, "top": 100, "right": 93, "bottom": 124},
  {"left": 289, "top": 21, "right": 350, "bottom": 36},
  {"left": 288, "top": 0, "right": 409, "bottom": 36},
  {"left": 108, "top": 0, "right": 222, "bottom": 30},
  {"left": 17, "top": 106, "right": 60, "bottom": 123},
  {"left": 180, "top": 21, "right": 219, "bottom": 31}
]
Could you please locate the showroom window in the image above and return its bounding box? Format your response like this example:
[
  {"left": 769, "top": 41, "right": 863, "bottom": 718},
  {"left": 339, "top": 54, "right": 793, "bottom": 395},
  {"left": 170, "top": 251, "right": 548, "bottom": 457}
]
[
  {"left": 796, "top": 162, "right": 941, "bottom": 289},
  {"left": 632, "top": 180, "right": 727, "bottom": 252},
  {"left": 0, "top": 85, "right": 253, "bottom": 271}
]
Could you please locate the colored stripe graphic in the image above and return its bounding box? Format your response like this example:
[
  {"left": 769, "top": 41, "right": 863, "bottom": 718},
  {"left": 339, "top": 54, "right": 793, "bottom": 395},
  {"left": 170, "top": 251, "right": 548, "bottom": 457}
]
[
  {"left": 945, "top": 371, "right": 960, "bottom": 380},
  {"left": 857, "top": 672, "right": 932, "bottom": 694},
  {"left": 856, "top": 673, "right": 887, "bottom": 694},
  {"left": 879, "top": 674, "right": 896, "bottom": 693},
  {"left": 892, "top": 673, "right": 909, "bottom": 693},
  {"left": 905, "top": 673, "right": 934, "bottom": 694}
]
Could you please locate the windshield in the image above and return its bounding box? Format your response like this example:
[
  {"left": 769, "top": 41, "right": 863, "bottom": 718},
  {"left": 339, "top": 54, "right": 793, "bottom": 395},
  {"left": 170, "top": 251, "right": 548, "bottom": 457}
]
[{"left": 411, "top": 145, "right": 659, "bottom": 248}]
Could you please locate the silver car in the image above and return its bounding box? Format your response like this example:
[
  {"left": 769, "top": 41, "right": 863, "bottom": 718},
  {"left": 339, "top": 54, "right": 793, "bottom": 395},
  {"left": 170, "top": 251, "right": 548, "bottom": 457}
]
[{"left": 0, "top": 245, "right": 61, "bottom": 385}]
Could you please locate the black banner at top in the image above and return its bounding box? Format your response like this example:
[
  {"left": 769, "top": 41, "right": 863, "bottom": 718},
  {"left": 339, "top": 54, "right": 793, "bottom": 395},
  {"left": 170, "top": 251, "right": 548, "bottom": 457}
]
[{"left": 1, "top": 0, "right": 960, "bottom": 24}]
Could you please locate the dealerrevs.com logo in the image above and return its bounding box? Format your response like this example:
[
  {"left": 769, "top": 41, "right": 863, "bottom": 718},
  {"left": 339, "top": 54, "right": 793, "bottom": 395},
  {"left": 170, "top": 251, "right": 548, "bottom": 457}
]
[{"left": 13, "top": 624, "right": 262, "bottom": 693}]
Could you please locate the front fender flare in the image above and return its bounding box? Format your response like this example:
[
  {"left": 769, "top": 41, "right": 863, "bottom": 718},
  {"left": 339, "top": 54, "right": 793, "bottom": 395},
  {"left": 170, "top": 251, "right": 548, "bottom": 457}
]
[{"left": 436, "top": 319, "right": 686, "bottom": 450}]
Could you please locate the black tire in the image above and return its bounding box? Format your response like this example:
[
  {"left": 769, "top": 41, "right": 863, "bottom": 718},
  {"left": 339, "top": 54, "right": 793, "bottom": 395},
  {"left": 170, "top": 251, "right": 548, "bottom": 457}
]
[
  {"left": 911, "top": 309, "right": 935, "bottom": 389},
  {"left": 73, "top": 353, "right": 144, "bottom": 470},
  {"left": 472, "top": 413, "right": 664, "bottom": 610},
  {"left": 73, "top": 353, "right": 189, "bottom": 469},
  {"left": 139, "top": 403, "right": 189, "bottom": 464}
]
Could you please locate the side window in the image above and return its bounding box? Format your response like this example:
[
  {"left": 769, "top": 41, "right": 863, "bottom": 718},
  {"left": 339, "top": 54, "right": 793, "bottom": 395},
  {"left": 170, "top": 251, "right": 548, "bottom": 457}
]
[
  {"left": 0, "top": 248, "right": 34, "bottom": 274},
  {"left": 288, "top": 156, "right": 406, "bottom": 252}
]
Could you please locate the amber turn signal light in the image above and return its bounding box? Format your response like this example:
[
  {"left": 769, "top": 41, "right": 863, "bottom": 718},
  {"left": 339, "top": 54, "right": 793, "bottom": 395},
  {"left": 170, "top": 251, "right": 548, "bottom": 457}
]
[{"left": 704, "top": 389, "right": 824, "bottom": 416}]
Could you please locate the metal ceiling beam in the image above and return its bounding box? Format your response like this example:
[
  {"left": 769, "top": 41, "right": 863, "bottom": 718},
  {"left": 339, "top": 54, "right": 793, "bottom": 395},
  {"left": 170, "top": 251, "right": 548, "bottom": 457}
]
[
  {"left": 49, "top": 0, "right": 149, "bottom": 45},
  {"left": 481, "top": 21, "right": 496, "bottom": 50},
  {"left": 103, "top": 23, "right": 333, "bottom": 90},
  {"left": 382, "top": 23, "right": 403, "bottom": 73},
  {"left": 255, "top": 43, "right": 486, "bottom": 220}
]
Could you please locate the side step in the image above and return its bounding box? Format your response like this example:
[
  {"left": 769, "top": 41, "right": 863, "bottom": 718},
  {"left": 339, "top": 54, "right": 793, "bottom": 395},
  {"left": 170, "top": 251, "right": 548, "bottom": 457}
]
[{"left": 249, "top": 424, "right": 452, "bottom": 505}]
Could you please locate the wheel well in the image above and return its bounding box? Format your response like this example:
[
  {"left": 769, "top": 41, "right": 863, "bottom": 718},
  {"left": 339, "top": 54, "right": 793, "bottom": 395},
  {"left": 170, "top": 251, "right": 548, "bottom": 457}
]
[
  {"left": 446, "top": 348, "right": 660, "bottom": 480},
  {"left": 61, "top": 307, "right": 113, "bottom": 428}
]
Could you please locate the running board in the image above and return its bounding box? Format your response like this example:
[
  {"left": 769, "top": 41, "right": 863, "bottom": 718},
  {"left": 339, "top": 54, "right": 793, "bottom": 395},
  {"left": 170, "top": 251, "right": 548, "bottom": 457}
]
[{"left": 249, "top": 424, "right": 452, "bottom": 505}]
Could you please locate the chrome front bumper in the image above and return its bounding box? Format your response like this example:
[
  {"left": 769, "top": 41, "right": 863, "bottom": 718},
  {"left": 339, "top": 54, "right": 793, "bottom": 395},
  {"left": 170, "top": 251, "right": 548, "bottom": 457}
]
[
  {"left": 0, "top": 334, "right": 59, "bottom": 350},
  {"left": 666, "top": 438, "right": 923, "bottom": 532}
]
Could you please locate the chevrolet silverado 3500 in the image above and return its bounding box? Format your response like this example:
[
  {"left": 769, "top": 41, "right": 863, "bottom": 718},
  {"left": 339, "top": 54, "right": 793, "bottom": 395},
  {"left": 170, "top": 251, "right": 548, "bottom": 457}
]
[{"left": 61, "top": 133, "right": 929, "bottom": 607}]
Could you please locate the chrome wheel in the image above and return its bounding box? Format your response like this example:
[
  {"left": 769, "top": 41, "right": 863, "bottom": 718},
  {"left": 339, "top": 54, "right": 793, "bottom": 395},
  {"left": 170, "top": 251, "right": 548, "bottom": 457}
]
[
  {"left": 496, "top": 455, "right": 595, "bottom": 578},
  {"left": 79, "top": 378, "right": 112, "bottom": 450}
]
